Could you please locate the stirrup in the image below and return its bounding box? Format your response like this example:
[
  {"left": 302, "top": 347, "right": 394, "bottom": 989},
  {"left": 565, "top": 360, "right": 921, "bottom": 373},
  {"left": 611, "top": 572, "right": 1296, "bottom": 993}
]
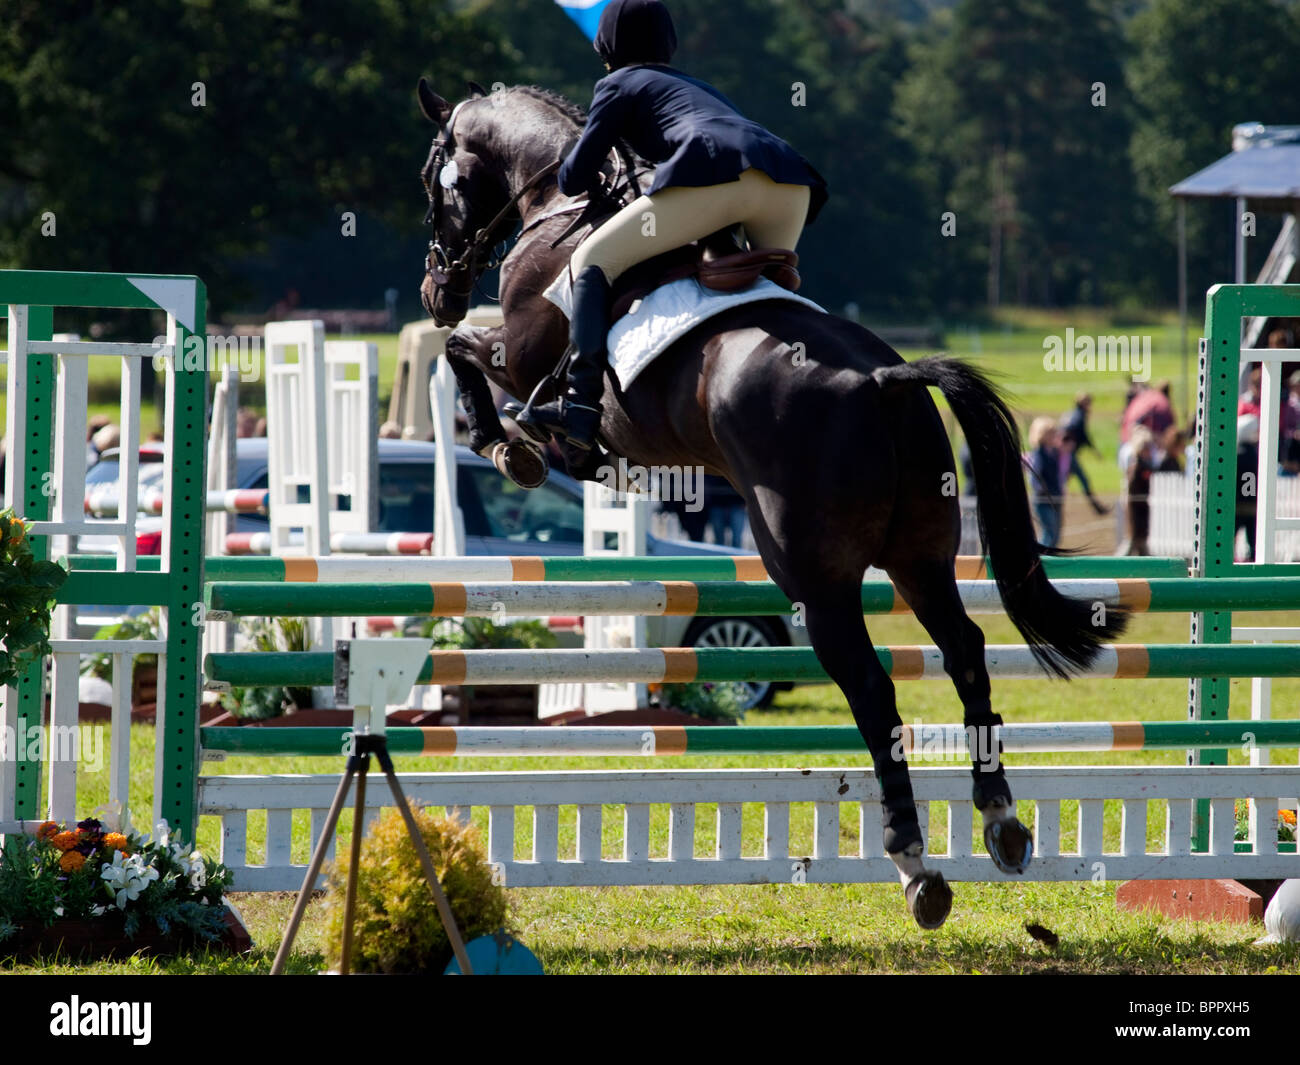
[{"left": 504, "top": 375, "right": 565, "bottom": 444}]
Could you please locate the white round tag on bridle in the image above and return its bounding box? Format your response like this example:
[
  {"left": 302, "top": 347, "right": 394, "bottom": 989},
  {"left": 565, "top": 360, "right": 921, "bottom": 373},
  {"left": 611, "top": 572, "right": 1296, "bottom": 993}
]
[{"left": 439, "top": 159, "right": 460, "bottom": 189}]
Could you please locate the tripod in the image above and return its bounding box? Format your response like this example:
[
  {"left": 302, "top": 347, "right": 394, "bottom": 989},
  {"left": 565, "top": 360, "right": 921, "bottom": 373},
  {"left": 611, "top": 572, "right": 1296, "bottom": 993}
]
[{"left": 270, "top": 731, "right": 474, "bottom": 975}]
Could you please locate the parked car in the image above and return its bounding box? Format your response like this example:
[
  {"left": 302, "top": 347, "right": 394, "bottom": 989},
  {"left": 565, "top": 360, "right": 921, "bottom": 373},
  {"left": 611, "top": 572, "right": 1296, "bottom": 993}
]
[{"left": 80, "top": 438, "right": 808, "bottom": 707}]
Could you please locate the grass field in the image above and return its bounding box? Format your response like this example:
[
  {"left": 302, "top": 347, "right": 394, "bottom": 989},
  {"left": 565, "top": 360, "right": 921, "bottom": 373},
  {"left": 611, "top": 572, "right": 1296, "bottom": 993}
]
[{"left": 4, "top": 606, "right": 1297, "bottom": 975}]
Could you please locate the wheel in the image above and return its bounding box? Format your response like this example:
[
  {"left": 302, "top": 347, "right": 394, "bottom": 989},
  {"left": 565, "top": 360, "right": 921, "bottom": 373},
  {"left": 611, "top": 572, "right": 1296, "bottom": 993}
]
[{"left": 682, "top": 617, "right": 785, "bottom": 710}]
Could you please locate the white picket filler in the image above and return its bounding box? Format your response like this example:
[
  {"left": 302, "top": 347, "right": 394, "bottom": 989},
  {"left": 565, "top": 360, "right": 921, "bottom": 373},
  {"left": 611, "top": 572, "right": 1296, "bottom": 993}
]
[
  {"left": 1148, "top": 470, "right": 1195, "bottom": 557},
  {"left": 199, "top": 764, "right": 1300, "bottom": 891}
]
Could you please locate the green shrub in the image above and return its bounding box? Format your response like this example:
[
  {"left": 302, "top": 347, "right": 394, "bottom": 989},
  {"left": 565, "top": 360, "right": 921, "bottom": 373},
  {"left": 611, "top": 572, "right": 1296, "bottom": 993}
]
[
  {"left": 323, "top": 806, "right": 509, "bottom": 974},
  {"left": 220, "top": 616, "right": 313, "bottom": 720},
  {"left": 655, "top": 681, "right": 748, "bottom": 723},
  {"left": 0, "top": 509, "right": 67, "bottom": 687},
  {"left": 419, "top": 616, "right": 557, "bottom": 650}
]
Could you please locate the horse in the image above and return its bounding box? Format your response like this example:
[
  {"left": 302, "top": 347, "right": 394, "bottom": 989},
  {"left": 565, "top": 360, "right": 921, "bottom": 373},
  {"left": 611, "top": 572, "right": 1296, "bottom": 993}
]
[{"left": 414, "top": 79, "right": 1127, "bottom": 928}]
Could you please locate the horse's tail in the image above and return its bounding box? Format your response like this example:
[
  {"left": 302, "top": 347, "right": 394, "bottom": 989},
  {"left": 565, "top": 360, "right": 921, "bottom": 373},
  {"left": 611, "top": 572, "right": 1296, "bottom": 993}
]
[{"left": 871, "top": 355, "right": 1127, "bottom": 677}]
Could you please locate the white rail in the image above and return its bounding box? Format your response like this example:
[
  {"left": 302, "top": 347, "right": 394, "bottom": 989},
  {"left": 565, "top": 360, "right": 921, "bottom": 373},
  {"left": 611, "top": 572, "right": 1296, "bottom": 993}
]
[{"left": 198, "top": 765, "right": 1298, "bottom": 891}]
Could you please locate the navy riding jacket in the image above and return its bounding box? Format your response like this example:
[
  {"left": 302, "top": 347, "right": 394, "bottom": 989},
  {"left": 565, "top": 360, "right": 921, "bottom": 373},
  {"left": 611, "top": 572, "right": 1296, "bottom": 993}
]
[{"left": 558, "top": 64, "right": 828, "bottom": 226}]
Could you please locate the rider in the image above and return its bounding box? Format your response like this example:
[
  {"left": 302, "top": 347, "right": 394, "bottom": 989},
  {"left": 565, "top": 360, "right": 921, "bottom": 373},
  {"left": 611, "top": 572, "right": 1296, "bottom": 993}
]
[{"left": 516, "top": 0, "right": 828, "bottom": 453}]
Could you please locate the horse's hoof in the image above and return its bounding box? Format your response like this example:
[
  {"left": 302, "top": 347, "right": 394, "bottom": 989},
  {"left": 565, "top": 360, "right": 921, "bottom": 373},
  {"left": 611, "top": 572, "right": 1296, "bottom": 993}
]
[
  {"left": 489, "top": 439, "right": 548, "bottom": 489},
  {"left": 984, "top": 817, "right": 1034, "bottom": 875},
  {"left": 503, "top": 402, "right": 553, "bottom": 445},
  {"left": 904, "top": 870, "right": 952, "bottom": 930}
]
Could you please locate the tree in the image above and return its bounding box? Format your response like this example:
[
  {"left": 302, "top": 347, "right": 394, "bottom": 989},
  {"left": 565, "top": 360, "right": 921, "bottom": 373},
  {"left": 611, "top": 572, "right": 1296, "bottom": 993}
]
[
  {"left": 0, "top": 0, "right": 507, "bottom": 312},
  {"left": 1128, "top": 0, "right": 1300, "bottom": 300},
  {"left": 896, "top": 0, "right": 1140, "bottom": 308}
]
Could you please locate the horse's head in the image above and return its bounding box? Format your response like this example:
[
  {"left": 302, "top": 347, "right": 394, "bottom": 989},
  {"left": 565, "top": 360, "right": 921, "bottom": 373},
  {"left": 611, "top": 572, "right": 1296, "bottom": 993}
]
[
  {"left": 417, "top": 80, "right": 607, "bottom": 328},
  {"left": 417, "top": 79, "right": 515, "bottom": 327}
]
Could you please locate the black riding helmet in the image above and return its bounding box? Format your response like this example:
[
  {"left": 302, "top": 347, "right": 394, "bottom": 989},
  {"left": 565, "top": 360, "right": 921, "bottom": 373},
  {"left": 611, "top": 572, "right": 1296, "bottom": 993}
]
[{"left": 594, "top": 0, "right": 678, "bottom": 69}]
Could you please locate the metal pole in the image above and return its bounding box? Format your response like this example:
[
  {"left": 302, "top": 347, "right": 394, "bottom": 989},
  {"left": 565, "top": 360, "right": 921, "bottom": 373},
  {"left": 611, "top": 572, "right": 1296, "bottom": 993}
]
[{"left": 1178, "top": 198, "right": 1188, "bottom": 416}]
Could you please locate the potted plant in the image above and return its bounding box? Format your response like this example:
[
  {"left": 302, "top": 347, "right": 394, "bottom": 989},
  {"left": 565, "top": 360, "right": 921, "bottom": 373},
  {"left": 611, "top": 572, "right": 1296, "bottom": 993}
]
[
  {"left": 219, "top": 616, "right": 314, "bottom": 722},
  {"left": 0, "top": 509, "right": 66, "bottom": 689},
  {"left": 650, "top": 681, "right": 748, "bottom": 724},
  {"left": 0, "top": 814, "right": 248, "bottom": 961},
  {"left": 418, "top": 617, "right": 557, "bottom": 724}
]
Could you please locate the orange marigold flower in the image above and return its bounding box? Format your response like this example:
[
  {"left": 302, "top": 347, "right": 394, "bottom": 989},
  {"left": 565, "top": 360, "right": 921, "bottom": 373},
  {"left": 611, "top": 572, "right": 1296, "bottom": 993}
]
[
  {"left": 1281, "top": 809, "right": 1298, "bottom": 827},
  {"left": 103, "top": 833, "right": 128, "bottom": 851},
  {"left": 59, "top": 851, "right": 86, "bottom": 872},
  {"left": 36, "top": 821, "right": 60, "bottom": 841},
  {"left": 50, "top": 831, "right": 80, "bottom": 852}
]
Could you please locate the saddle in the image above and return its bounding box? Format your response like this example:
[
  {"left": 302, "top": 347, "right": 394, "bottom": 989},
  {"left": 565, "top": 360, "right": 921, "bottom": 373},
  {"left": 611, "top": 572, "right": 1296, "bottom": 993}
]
[{"left": 608, "top": 231, "right": 800, "bottom": 321}]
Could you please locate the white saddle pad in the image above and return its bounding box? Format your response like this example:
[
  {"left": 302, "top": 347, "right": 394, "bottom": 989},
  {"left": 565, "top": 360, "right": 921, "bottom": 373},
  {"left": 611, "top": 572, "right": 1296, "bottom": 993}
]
[{"left": 543, "top": 271, "right": 824, "bottom": 390}]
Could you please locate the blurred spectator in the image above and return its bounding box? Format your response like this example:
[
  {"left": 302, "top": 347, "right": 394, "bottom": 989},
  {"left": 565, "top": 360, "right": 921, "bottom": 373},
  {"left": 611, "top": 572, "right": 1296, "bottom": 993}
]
[
  {"left": 253, "top": 417, "right": 267, "bottom": 437},
  {"left": 236, "top": 407, "right": 259, "bottom": 438},
  {"left": 1060, "top": 392, "right": 1097, "bottom": 455},
  {"left": 1026, "top": 416, "right": 1062, "bottom": 548},
  {"left": 1238, "top": 364, "right": 1262, "bottom": 417},
  {"left": 1119, "top": 425, "right": 1155, "bottom": 556},
  {"left": 1058, "top": 394, "right": 1108, "bottom": 515},
  {"left": 659, "top": 497, "right": 708, "bottom": 541},
  {"left": 379, "top": 420, "right": 403, "bottom": 439},
  {"left": 1122, "top": 379, "right": 1175, "bottom": 443},
  {"left": 92, "top": 423, "right": 120, "bottom": 455},
  {"left": 1237, "top": 412, "right": 1260, "bottom": 560},
  {"left": 1286, "top": 370, "right": 1300, "bottom": 468},
  {"left": 703, "top": 476, "right": 747, "bottom": 547},
  {"left": 1154, "top": 426, "right": 1186, "bottom": 473},
  {"left": 1267, "top": 326, "right": 1295, "bottom": 349},
  {"left": 87, "top": 414, "right": 112, "bottom": 465}
]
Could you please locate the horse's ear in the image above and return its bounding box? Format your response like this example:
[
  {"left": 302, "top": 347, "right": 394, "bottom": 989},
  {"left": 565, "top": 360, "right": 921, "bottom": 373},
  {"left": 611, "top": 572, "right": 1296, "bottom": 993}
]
[
  {"left": 466, "top": 80, "right": 489, "bottom": 99},
  {"left": 417, "top": 77, "right": 452, "bottom": 124}
]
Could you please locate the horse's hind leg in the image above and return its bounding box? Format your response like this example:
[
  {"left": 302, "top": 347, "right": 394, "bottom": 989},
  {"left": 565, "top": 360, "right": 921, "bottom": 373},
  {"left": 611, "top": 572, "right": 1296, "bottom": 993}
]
[
  {"left": 889, "top": 560, "right": 1033, "bottom": 875},
  {"left": 789, "top": 587, "right": 953, "bottom": 929}
]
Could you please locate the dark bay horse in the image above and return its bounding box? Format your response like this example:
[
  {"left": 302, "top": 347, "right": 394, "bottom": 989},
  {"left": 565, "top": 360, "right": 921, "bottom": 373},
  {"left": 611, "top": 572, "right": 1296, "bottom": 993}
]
[{"left": 415, "top": 80, "right": 1127, "bottom": 928}]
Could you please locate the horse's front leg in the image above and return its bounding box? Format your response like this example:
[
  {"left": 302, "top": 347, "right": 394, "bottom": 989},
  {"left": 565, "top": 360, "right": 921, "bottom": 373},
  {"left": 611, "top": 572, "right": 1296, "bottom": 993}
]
[{"left": 444, "top": 324, "right": 549, "bottom": 489}]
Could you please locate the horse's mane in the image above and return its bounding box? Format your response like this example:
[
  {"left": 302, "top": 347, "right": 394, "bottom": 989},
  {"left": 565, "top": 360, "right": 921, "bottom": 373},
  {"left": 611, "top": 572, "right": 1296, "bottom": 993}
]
[{"left": 506, "top": 85, "right": 587, "bottom": 128}]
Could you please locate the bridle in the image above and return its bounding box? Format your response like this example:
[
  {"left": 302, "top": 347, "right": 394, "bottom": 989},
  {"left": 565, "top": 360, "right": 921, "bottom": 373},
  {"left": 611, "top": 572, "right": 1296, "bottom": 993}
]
[
  {"left": 421, "top": 98, "right": 646, "bottom": 318},
  {"left": 422, "top": 136, "right": 561, "bottom": 304}
]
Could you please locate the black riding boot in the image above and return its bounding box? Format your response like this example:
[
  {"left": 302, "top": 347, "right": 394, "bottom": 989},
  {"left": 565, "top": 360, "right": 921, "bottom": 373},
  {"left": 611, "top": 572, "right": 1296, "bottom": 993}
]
[{"left": 515, "top": 266, "right": 610, "bottom": 451}]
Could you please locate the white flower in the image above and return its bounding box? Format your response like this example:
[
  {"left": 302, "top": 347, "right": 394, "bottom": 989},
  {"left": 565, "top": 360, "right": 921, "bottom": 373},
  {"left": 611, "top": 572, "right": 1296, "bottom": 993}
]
[
  {"left": 54, "top": 906, "right": 63, "bottom": 917},
  {"left": 91, "top": 800, "right": 127, "bottom": 834},
  {"left": 100, "top": 849, "right": 160, "bottom": 909},
  {"left": 91, "top": 904, "right": 107, "bottom": 917}
]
